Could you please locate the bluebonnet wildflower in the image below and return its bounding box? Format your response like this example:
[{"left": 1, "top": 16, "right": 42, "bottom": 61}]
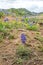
[
  {"left": 4, "top": 17, "right": 9, "bottom": 22},
  {"left": 21, "top": 33, "right": 26, "bottom": 44}
]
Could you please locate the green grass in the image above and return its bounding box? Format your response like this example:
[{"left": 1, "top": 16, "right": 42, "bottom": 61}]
[
  {"left": 0, "top": 20, "right": 39, "bottom": 42},
  {"left": 40, "top": 47, "right": 43, "bottom": 52},
  {"left": 37, "top": 45, "right": 43, "bottom": 52},
  {"left": 0, "top": 34, "right": 3, "bottom": 42},
  {"left": 16, "top": 45, "right": 32, "bottom": 60},
  {"left": 0, "top": 20, "right": 39, "bottom": 32},
  {"left": 12, "top": 45, "right": 33, "bottom": 65},
  {"left": 34, "top": 36, "right": 43, "bottom": 42},
  {"left": 8, "top": 34, "right": 14, "bottom": 39},
  {"left": 26, "top": 24, "right": 39, "bottom": 31}
]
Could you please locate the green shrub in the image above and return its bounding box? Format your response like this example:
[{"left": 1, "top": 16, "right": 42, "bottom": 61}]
[
  {"left": 0, "top": 22, "right": 5, "bottom": 32},
  {"left": 4, "top": 22, "right": 12, "bottom": 29},
  {"left": 0, "top": 12, "right": 4, "bottom": 18},
  {"left": 26, "top": 24, "right": 38, "bottom": 31},
  {"left": 16, "top": 45, "right": 32, "bottom": 60},
  {"left": 15, "top": 45, "right": 33, "bottom": 65}
]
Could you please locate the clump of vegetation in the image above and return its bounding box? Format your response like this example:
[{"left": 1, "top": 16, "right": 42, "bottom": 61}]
[
  {"left": 26, "top": 24, "right": 39, "bottom": 31},
  {"left": 29, "top": 18, "right": 38, "bottom": 23},
  {"left": 24, "top": 18, "right": 29, "bottom": 23},
  {"left": 0, "top": 34, "right": 3, "bottom": 42},
  {"left": 0, "top": 22, "right": 5, "bottom": 32},
  {"left": 12, "top": 58, "right": 23, "bottom": 65},
  {"left": 8, "top": 34, "right": 14, "bottom": 39},
  {"left": 40, "top": 47, "right": 43, "bottom": 52},
  {"left": 13, "top": 45, "right": 33, "bottom": 65},
  {"left": 0, "top": 20, "right": 39, "bottom": 32},
  {"left": 16, "top": 45, "right": 32, "bottom": 60},
  {"left": 0, "top": 12, "right": 4, "bottom": 18},
  {"left": 37, "top": 45, "right": 43, "bottom": 52},
  {"left": 34, "top": 36, "right": 43, "bottom": 42},
  {"left": 36, "top": 32, "right": 40, "bottom": 35}
]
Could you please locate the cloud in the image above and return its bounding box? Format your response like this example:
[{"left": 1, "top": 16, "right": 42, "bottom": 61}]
[{"left": 0, "top": 0, "right": 43, "bottom": 12}]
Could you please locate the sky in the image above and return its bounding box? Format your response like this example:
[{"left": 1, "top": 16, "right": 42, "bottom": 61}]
[{"left": 0, "top": 0, "right": 43, "bottom": 12}]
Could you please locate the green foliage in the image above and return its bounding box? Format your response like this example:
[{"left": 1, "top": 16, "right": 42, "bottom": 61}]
[
  {"left": 0, "top": 22, "right": 5, "bottom": 32},
  {"left": 37, "top": 45, "right": 43, "bottom": 52},
  {"left": 29, "top": 18, "right": 38, "bottom": 22},
  {"left": 0, "top": 34, "right": 3, "bottom": 42},
  {"left": 12, "top": 45, "right": 32, "bottom": 65},
  {"left": 8, "top": 34, "right": 14, "bottom": 39},
  {"left": 35, "top": 36, "right": 43, "bottom": 42},
  {"left": 0, "top": 30, "right": 10, "bottom": 40},
  {"left": 4, "top": 22, "right": 13, "bottom": 29},
  {"left": 15, "top": 58, "right": 23, "bottom": 65},
  {"left": 36, "top": 32, "right": 40, "bottom": 35},
  {"left": 0, "top": 12, "right": 4, "bottom": 18},
  {"left": 26, "top": 24, "right": 38, "bottom": 31},
  {"left": 8, "top": 8, "right": 32, "bottom": 16},
  {"left": 40, "top": 47, "right": 43, "bottom": 52},
  {"left": 12, "top": 57, "right": 24, "bottom": 65},
  {"left": 16, "top": 45, "right": 32, "bottom": 60},
  {"left": 24, "top": 18, "right": 29, "bottom": 23}
]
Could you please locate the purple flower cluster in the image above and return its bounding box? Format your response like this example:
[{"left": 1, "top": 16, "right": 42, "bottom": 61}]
[
  {"left": 4, "top": 18, "right": 9, "bottom": 22},
  {"left": 21, "top": 33, "right": 26, "bottom": 44}
]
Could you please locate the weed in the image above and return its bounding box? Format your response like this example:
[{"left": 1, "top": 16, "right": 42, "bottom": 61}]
[
  {"left": 16, "top": 45, "right": 32, "bottom": 60},
  {"left": 8, "top": 34, "right": 14, "bottom": 39},
  {"left": 16, "top": 58, "right": 23, "bottom": 65},
  {"left": 26, "top": 24, "right": 38, "bottom": 31},
  {"left": 12, "top": 58, "right": 23, "bottom": 65},
  {"left": 37, "top": 45, "right": 43, "bottom": 52},
  {"left": 34, "top": 36, "right": 43, "bottom": 42},
  {"left": 36, "top": 32, "right": 40, "bottom": 35},
  {"left": 0, "top": 34, "right": 3, "bottom": 42},
  {"left": 40, "top": 47, "right": 43, "bottom": 52}
]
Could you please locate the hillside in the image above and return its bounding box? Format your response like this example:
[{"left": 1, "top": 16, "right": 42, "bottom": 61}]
[
  {"left": 0, "top": 7, "right": 43, "bottom": 65},
  {"left": 0, "top": 21, "right": 43, "bottom": 65},
  {"left": 0, "top": 8, "right": 36, "bottom": 16},
  {"left": 0, "top": 8, "right": 43, "bottom": 17}
]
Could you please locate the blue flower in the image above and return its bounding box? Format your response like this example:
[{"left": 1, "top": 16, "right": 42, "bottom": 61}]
[
  {"left": 21, "top": 33, "right": 26, "bottom": 44},
  {"left": 4, "top": 18, "right": 9, "bottom": 22}
]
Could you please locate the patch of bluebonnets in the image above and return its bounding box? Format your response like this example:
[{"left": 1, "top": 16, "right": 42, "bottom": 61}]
[
  {"left": 21, "top": 33, "right": 26, "bottom": 44},
  {"left": 4, "top": 18, "right": 9, "bottom": 22}
]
